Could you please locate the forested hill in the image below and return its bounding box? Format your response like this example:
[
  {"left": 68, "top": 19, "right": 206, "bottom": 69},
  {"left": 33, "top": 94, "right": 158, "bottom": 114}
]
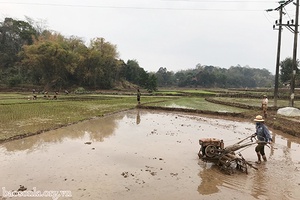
[
  {"left": 0, "top": 17, "right": 158, "bottom": 91},
  {"left": 1, "top": 17, "right": 274, "bottom": 91}
]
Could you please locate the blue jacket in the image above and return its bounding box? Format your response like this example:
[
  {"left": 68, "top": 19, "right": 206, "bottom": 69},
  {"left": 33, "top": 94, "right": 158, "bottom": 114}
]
[{"left": 255, "top": 123, "right": 272, "bottom": 142}]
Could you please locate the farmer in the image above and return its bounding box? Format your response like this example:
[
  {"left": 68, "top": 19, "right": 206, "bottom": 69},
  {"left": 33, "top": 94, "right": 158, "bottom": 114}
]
[
  {"left": 53, "top": 91, "right": 58, "bottom": 100},
  {"left": 253, "top": 115, "right": 272, "bottom": 164},
  {"left": 32, "top": 89, "right": 37, "bottom": 100},
  {"left": 261, "top": 95, "right": 268, "bottom": 118},
  {"left": 137, "top": 89, "right": 141, "bottom": 105}
]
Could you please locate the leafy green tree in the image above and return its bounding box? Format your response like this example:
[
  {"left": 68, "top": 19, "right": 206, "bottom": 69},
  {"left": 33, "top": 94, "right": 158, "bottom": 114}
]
[
  {"left": 0, "top": 18, "right": 37, "bottom": 55},
  {"left": 64, "top": 36, "right": 89, "bottom": 86},
  {"left": 195, "top": 65, "right": 217, "bottom": 87},
  {"left": 0, "top": 18, "right": 38, "bottom": 84},
  {"left": 136, "top": 68, "right": 149, "bottom": 87},
  {"left": 19, "top": 33, "right": 77, "bottom": 89},
  {"left": 155, "top": 67, "right": 175, "bottom": 87},
  {"left": 214, "top": 68, "right": 227, "bottom": 88},
  {"left": 87, "top": 37, "right": 119, "bottom": 89},
  {"left": 174, "top": 71, "right": 186, "bottom": 87},
  {"left": 120, "top": 59, "right": 156, "bottom": 89},
  {"left": 145, "top": 73, "right": 157, "bottom": 92},
  {"left": 123, "top": 59, "right": 141, "bottom": 83},
  {"left": 280, "top": 57, "right": 299, "bottom": 85}
]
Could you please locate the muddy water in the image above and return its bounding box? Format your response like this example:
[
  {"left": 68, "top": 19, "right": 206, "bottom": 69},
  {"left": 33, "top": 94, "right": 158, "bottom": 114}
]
[{"left": 0, "top": 109, "right": 300, "bottom": 200}]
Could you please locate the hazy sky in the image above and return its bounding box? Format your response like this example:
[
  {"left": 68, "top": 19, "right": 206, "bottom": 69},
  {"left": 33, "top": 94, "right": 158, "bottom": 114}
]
[{"left": 0, "top": 0, "right": 299, "bottom": 74}]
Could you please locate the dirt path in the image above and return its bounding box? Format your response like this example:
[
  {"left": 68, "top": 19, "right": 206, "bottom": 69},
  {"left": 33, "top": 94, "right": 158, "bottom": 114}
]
[{"left": 0, "top": 109, "right": 300, "bottom": 200}]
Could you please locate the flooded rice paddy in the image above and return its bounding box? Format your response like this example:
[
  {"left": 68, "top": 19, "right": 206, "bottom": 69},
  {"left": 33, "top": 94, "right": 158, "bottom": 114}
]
[{"left": 0, "top": 109, "right": 300, "bottom": 200}]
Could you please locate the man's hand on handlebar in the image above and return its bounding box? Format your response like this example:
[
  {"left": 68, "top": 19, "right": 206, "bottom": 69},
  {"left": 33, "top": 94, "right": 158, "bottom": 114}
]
[{"left": 250, "top": 134, "right": 256, "bottom": 142}]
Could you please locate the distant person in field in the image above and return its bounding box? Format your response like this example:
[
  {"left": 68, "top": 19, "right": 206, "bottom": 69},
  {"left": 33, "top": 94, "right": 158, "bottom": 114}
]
[
  {"left": 53, "top": 91, "right": 58, "bottom": 100},
  {"left": 261, "top": 95, "right": 268, "bottom": 118},
  {"left": 44, "top": 91, "right": 50, "bottom": 98},
  {"left": 32, "top": 89, "right": 37, "bottom": 100},
  {"left": 137, "top": 89, "right": 141, "bottom": 105}
]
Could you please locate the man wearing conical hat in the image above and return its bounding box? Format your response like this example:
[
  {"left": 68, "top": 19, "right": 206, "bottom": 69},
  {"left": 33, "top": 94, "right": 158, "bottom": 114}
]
[{"left": 253, "top": 115, "right": 272, "bottom": 164}]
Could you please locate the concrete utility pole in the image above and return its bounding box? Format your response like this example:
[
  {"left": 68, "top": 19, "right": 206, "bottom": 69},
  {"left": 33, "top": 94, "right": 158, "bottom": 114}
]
[
  {"left": 273, "top": 5, "right": 284, "bottom": 107},
  {"left": 290, "top": 0, "right": 299, "bottom": 107},
  {"left": 268, "top": 0, "right": 293, "bottom": 107}
]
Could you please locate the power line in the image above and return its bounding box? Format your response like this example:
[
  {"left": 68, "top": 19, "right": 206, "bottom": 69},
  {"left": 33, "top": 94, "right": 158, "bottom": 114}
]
[
  {"left": 284, "top": 7, "right": 294, "bottom": 20},
  {"left": 0, "top": 1, "right": 271, "bottom": 11},
  {"left": 163, "top": 0, "right": 276, "bottom": 2}
]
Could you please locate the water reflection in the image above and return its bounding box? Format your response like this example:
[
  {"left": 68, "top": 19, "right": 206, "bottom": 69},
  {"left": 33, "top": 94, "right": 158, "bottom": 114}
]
[
  {"left": 136, "top": 109, "right": 141, "bottom": 125},
  {"left": 166, "top": 103, "right": 191, "bottom": 109},
  {"left": 197, "top": 163, "right": 223, "bottom": 195},
  {"left": 271, "top": 131, "right": 300, "bottom": 163},
  {"left": 0, "top": 113, "right": 126, "bottom": 152},
  {"left": 251, "top": 166, "right": 268, "bottom": 199},
  {"left": 197, "top": 161, "right": 251, "bottom": 197},
  {"left": 269, "top": 132, "right": 276, "bottom": 158}
]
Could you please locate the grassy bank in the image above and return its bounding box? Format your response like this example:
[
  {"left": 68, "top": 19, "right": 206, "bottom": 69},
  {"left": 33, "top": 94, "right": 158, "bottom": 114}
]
[{"left": 213, "top": 97, "right": 300, "bottom": 108}]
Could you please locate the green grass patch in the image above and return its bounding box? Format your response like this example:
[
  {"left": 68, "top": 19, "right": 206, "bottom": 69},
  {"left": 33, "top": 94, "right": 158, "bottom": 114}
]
[
  {"left": 153, "top": 91, "right": 183, "bottom": 95},
  {"left": 179, "top": 89, "right": 216, "bottom": 94},
  {"left": 153, "top": 89, "right": 217, "bottom": 96},
  {"left": 147, "top": 97, "right": 247, "bottom": 113}
]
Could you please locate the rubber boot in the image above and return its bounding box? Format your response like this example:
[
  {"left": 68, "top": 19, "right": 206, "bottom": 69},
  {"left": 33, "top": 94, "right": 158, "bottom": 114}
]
[
  {"left": 262, "top": 155, "right": 267, "bottom": 162},
  {"left": 256, "top": 153, "right": 261, "bottom": 164}
]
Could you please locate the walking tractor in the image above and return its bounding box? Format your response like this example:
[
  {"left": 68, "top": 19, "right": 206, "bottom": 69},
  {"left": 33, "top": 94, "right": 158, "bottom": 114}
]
[{"left": 198, "top": 135, "right": 259, "bottom": 174}]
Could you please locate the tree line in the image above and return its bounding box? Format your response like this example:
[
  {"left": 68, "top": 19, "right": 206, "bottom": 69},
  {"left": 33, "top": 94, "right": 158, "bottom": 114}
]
[
  {"left": 1, "top": 17, "right": 299, "bottom": 91},
  {"left": 154, "top": 58, "right": 299, "bottom": 89},
  {"left": 155, "top": 65, "right": 275, "bottom": 88}
]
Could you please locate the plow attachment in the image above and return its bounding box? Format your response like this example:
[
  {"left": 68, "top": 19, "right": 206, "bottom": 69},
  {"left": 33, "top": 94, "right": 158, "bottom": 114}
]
[{"left": 198, "top": 136, "right": 258, "bottom": 175}]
